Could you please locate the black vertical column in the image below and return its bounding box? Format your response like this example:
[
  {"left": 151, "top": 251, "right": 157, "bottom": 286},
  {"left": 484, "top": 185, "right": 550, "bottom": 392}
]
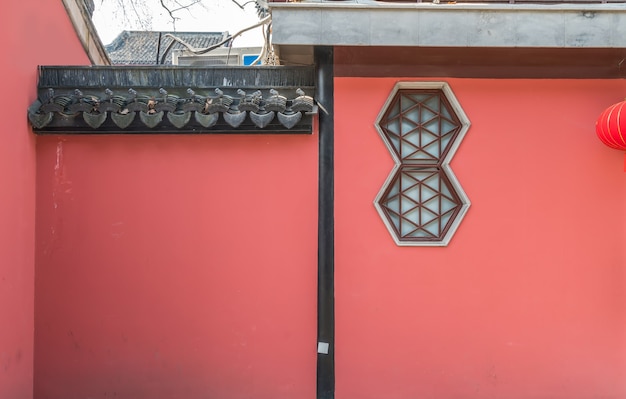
[{"left": 315, "top": 46, "right": 335, "bottom": 399}]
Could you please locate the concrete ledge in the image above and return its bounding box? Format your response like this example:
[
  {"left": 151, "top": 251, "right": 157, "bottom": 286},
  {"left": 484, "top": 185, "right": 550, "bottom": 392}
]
[
  {"left": 62, "top": 0, "right": 110, "bottom": 65},
  {"left": 271, "top": 1, "right": 626, "bottom": 47}
]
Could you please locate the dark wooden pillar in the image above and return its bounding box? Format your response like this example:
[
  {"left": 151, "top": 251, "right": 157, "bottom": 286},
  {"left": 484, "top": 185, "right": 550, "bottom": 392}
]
[{"left": 315, "top": 46, "right": 335, "bottom": 399}]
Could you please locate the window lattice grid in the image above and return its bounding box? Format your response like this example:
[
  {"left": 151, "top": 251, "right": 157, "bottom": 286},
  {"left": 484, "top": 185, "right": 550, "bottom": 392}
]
[
  {"left": 379, "top": 167, "right": 463, "bottom": 241},
  {"left": 379, "top": 90, "right": 462, "bottom": 166},
  {"left": 374, "top": 82, "right": 470, "bottom": 246}
]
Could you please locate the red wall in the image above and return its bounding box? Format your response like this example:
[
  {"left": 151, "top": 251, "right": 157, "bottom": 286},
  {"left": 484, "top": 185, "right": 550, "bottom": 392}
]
[
  {"left": 335, "top": 78, "right": 626, "bottom": 399},
  {"left": 0, "top": 1, "right": 90, "bottom": 398},
  {"left": 34, "top": 134, "right": 318, "bottom": 398}
]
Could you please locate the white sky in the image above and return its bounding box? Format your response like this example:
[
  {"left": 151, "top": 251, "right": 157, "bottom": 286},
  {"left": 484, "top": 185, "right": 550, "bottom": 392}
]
[{"left": 92, "top": 0, "right": 264, "bottom": 47}]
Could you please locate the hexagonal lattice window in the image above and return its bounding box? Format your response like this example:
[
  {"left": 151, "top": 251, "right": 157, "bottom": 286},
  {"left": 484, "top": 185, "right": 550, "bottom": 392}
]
[{"left": 374, "top": 82, "right": 470, "bottom": 246}]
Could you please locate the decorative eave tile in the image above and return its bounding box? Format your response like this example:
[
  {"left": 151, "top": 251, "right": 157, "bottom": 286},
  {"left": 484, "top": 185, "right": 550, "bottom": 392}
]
[{"left": 28, "top": 66, "right": 317, "bottom": 134}]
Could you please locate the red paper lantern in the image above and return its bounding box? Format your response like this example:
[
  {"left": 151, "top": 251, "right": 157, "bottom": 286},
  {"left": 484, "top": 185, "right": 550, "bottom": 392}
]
[{"left": 596, "top": 100, "right": 626, "bottom": 170}]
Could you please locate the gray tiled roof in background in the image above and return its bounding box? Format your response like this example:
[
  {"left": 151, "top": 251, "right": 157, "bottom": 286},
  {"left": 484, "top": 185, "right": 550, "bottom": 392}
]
[{"left": 105, "top": 31, "right": 230, "bottom": 65}]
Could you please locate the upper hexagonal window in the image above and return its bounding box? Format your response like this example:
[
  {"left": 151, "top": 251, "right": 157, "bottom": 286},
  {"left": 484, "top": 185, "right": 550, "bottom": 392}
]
[
  {"left": 377, "top": 90, "right": 463, "bottom": 166},
  {"left": 374, "top": 82, "right": 470, "bottom": 246}
]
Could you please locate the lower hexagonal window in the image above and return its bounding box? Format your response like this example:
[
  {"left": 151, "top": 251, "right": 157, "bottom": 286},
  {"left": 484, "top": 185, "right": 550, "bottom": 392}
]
[{"left": 377, "top": 167, "right": 463, "bottom": 243}]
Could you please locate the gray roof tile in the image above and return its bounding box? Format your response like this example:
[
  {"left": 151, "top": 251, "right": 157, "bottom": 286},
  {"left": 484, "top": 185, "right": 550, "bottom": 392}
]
[{"left": 105, "top": 31, "right": 230, "bottom": 65}]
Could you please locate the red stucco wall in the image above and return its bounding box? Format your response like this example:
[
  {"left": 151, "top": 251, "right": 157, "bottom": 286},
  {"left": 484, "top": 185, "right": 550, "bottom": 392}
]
[
  {"left": 0, "top": 1, "right": 90, "bottom": 398},
  {"left": 335, "top": 78, "right": 626, "bottom": 398},
  {"left": 34, "top": 134, "right": 318, "bottom": 399}
]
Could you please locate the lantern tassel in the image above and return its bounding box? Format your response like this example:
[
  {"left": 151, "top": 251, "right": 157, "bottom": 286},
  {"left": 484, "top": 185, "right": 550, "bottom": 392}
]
[{"left": 624, "top": 153, "right": 626, "bottom": 172}]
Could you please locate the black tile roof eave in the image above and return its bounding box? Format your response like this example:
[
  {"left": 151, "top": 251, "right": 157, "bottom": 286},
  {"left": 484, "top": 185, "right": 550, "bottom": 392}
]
[
  {"left": 37, "top": 66, "right": 315, "bottom": 89},
  {"left": 29, "top": 65, "right": 317, "bottom": 134}
]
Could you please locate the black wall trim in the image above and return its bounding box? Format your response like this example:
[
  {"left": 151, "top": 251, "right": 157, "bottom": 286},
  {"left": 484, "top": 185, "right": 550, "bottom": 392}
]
[
  {"left": 37, "top": 66, "right": 315, "bottom": 88},
  {"left": 315, "top": 46, "right": 335, "bottom": 399}
]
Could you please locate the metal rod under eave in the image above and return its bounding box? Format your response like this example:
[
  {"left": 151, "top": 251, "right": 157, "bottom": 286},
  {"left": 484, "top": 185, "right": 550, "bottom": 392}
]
[{"left": 315, "top": 46, "right": 335, "bottom": 399}]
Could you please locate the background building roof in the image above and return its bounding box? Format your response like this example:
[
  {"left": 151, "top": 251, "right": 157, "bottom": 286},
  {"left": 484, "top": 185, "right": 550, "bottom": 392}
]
[{"left": 105, "top": 30, "right": 230, "bottom": 65}]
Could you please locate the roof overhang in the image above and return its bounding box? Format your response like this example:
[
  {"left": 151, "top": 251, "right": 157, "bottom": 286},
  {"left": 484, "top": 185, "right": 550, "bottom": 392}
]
[
  {"left": 271, "top": 1, "right": 626, "bottom": 65},
  {"left": 28, "top": 66, "right": 316, "bottom": 134},
  {"left": 272, "top": 1, "right": 626, "bottom": 47}
]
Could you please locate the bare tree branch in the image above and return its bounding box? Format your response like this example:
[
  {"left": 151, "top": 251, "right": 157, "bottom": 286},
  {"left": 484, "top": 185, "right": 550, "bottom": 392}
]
[
  {"left": 99, "top": 0, "right": 208, "bottom": 30},
  {"left": 171, "top": 0, "right": 202, "bottom": 13},
  {"left": 230, "top": 0, "right": 246, "bottom": 10}
]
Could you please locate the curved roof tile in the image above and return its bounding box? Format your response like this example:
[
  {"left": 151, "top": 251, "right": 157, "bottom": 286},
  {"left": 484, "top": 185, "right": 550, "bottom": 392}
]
[{"left": 105, "top": 31, "right": 230, "bottom": 65}]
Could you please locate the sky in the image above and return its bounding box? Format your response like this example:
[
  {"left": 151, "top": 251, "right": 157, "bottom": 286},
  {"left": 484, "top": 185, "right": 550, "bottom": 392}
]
[{"left": 91, "top": 0, "right": 265, "bottom": 47}]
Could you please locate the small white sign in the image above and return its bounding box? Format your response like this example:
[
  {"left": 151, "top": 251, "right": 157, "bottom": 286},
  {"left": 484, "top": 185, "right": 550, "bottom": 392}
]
[{"left": 317, "top": 342, "right": 330, "bottom": 355}]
